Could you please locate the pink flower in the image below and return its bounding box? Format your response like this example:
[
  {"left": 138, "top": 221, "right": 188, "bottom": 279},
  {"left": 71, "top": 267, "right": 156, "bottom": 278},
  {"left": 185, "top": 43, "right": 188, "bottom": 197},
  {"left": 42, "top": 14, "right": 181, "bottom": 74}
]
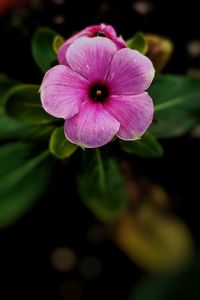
[
  {"left": 41, "top": 37, "right": 155, "bottom": 148},
  {"left": 58, "top": 23, "right": 127, "bottom": 65}
]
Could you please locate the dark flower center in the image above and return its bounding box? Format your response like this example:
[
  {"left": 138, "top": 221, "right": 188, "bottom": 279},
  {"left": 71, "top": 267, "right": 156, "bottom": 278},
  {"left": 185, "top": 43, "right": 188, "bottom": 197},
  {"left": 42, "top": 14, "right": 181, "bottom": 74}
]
[
  {"left": 95, "top": 31, "right": 105, "bottom": 37},
  {"left": 89, "top": 84, "right": 109, "bottom": 102}
]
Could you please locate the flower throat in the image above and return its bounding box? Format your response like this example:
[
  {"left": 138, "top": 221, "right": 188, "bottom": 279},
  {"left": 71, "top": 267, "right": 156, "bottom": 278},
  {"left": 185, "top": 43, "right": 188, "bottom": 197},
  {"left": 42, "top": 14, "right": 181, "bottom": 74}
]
[{"left": 89, "top": 84, "right": 109, "bottom": 102}]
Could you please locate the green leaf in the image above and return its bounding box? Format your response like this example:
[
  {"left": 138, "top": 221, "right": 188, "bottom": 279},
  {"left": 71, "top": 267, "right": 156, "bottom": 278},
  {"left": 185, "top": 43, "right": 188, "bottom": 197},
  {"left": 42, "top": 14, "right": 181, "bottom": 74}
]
[
  {"left": 53, "top": 35, "right": 65, "bottom": 54},
  {"left": 0, "top": 78, "right": 31, "bottom": 141},
  {"left": 77, "top": 149, "right": 128, "bottom": 223},
  {"left": 0, "top": 79, "right": 56, "bottom": 141},
  {"left": 129, "top": 276, "right": 176, "bottom": 300},
  {"left": 0, "top": 77, "right": 18, "bottom": 109},
  {"left": 129, "top": 256, "right": 200, "bottom": 300},
  {"left": 27, "top": 124, "right": 56, "bottom": 141},
  {"left": 0, "top": 142, "right": 54, "bottom": 228},
  {"left": 127, "top": 32, "right": 148, "bottom": 54},
  {"left": 49, "top": 127, "right": 78, "bottom": 159},
  {"left": 31, "top": 27, "right": 58, "bottom": 73},
  {"left": 120, "top": 132, "right": 163, "bottom": 158},
  {"left": 149, "top": 75, "right": 200, "bottom": 138},
  {"left": 5, "top": 84, "right": 56, "bottom": 125},
  {"left": 0, "top": 115, "right": 30, "bottom": 141}
]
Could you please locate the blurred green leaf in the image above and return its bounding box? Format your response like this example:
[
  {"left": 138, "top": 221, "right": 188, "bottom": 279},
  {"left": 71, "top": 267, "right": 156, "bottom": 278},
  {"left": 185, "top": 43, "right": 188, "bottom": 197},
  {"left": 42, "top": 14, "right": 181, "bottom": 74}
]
[
  {"left": 31, "top": 27, "right": 58, "bottom": 73},
  {"left": 127, "top": 32, "right": 148, "bottom": 54},
  {"left": 53, "top": 35, "right": 65, "bottom": 54},
  {"left": 0, "top": 77, "right": 18, "bottom": 108},
  {"left": 49, "top": 127, "right": 78, "bottom": 159},
  {"left": 0, "top": 115, "right": 30, "bottom": 141},
  {"left": 0, "top": 78, "right": 31, "bottom": 141},
  {"left": 129, "top": 276, "right": 176, "bottom": 300},
  {"left": 0, "top": 79, "right": 55, "bottom": 141},
  {"left": 6, "top": 84, "right": 56, "bottom": 125},
  {"left": 129, "top": 257, "right": 200, "bottom": 300},
  {"left": 120, "top": 132, "right": 163, "bottom": 158},
  {"left": 0, "top": 142, "right": 54, "bottom": 228},
  {"left": 78, "top": 149, "right": 128, "bottom": 223},
  {"left": 149, "top": 75, "right": 200, "bottom": 138},
  {"left": 27, "top": 124, "right": 56, "bottom": 141}
]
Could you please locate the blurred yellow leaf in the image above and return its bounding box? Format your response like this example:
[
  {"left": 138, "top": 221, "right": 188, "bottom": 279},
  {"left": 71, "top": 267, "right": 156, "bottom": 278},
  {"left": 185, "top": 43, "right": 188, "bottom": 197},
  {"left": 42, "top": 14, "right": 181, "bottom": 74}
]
[
  {"left": 110, "top": 206, "right": 194, "bottom": 273},
  {"left": 145, "top": 34, "right": 174, "bottom": 73},
  {"left": 53, "top": 35, "right": 65, "bottom": 54}
]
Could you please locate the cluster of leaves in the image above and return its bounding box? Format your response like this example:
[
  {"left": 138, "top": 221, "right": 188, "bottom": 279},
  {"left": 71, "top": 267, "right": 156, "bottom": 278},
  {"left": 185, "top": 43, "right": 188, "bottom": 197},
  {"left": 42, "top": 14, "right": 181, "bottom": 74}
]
[{"left": 0, "top": 28, "right": 200, "bottom": 228}]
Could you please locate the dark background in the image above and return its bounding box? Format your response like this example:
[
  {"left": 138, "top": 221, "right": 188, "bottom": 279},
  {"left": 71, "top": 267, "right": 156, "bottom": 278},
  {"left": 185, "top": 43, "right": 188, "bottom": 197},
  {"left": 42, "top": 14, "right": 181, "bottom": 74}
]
[{"left": 0, "top": 0, "right": 200, "bottom": 299}]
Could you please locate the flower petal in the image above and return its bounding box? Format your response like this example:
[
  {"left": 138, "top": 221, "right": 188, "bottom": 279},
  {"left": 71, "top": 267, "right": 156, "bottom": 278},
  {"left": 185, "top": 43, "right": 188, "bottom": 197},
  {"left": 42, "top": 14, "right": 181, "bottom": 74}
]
[
  {"left": 58, "top": 24, "right": 126, "bottom": 65},
  {"left": 66, "top": 37, "right": 117, "bottom": 82},
  {"left": 58, "top": 30, "right": 88, "bottom": 65},
  {"left": 99, "top": 23, "right": 116, "bottom": 36},
  {"left": 107, "top": 48, "right": 155, "bottom": 95},
  {"left": 103, "top": 92, "right": 154, "bottom": 140},
  {"left": 64, "top": 101, "right": 120, "bottom": 148},
  {"left": 102, "top": 24, "right": 127, "bottom": 49},
  {"left": 110, "top": 36, "right": 127, "bottom": 49},
  {"left": 41, "top": 65, "right": 88, "bottom": 119},
  {"left": 57, "top": 41, "right": 73, "bottom": 66}
]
